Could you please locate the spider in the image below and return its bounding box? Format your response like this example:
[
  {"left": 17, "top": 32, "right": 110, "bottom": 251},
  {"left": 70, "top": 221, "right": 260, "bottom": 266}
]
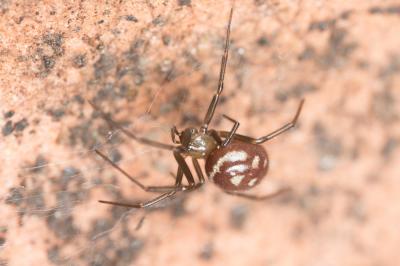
[{"left": 89, "top": 7, "right": 304, "bottom": 209}]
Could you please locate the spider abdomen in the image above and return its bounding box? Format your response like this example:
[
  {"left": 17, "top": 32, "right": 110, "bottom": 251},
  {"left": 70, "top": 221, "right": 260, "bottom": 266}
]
[{"left": 205, "top": 140, "right": 269, "bottom": 191}]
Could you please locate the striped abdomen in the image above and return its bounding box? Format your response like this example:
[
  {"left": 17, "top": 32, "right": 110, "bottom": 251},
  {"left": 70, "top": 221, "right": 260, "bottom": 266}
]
[{"left": 205, "top": 140, "right": 269, "bottom": 191}]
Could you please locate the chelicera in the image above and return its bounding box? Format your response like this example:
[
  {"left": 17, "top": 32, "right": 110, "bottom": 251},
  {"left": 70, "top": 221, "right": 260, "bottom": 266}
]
[{"left": 90, "top": 7, "right": 304, "bottom": 208}]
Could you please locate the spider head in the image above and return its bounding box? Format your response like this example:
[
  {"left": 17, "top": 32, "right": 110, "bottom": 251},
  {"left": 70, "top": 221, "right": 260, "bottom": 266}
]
[
  {"left": 178, "top": 127, "right": 218, "bottom": 158},
  {"left": 171, "top": 126, "right": 198, "bottom": 145},
  {"left": 179, "top": 127, "right": 198, "bottom": 146}
]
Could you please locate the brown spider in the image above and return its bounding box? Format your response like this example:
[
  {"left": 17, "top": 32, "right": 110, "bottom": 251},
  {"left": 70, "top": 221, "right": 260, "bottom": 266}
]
[{"left": 89, "top": 7, "right": 304, "bottom": 208}]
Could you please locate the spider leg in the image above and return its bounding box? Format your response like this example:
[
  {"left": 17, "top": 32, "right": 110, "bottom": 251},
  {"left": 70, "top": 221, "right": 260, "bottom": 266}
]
[
  {"left": 98, "top": 163, "right": 188, "bottom": 208},
  {"left": 192, "top": 158, "right": 205, "bottom": 185},
  {"left": 89, "top": 100, "right": 175, "bottom": 150},
  {"left": 170, "top": 126, "right": 180, "bottom": 144},
  {"left": 99, "top": 190, "right": 178, "bottom": 208},
  {"left": 220, "top": 114, "right": 239, "bottom": 147},
  {"left": 98, "top": 158, "right": 204, "bottom": 209},
  {"left": 146, "top": 167, "right": 185, "bottom": 192},
  {"left": 209, "top": 130, "right": 223, "bottom": 146},
  {"left": 224, "top": 186, "right": 291, "bottom": 201},
  {"left": 218, "top": 99, "right": 304, "bottom": 144},
  {"left": 95, "top": 149, "right": 187, "bottom": 193},
  {"left": 173, "top": 149, "right": 196, "bottom": 188},
  {"left": 201, "top": 7, "right": 233, "bottom": 131}
]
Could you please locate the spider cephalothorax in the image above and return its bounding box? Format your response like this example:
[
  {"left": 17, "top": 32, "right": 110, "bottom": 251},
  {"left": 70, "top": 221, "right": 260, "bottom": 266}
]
[
  {"left": 90, "top": 7, "right": 304, "bottom": 208},
  {"left": 179, "top": 128, "right": 218, "bottom": 158}
]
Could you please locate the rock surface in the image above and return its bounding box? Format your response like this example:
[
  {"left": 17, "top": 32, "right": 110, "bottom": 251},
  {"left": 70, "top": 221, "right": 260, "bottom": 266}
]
[{"left": 1, "top": 1, "right": 400, "bottom": 266}]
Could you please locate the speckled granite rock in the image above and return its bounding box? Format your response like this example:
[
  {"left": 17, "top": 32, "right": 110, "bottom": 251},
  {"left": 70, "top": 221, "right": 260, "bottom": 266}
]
[{"left": 1, "top": 1, "right": 400, "bottom": 266}]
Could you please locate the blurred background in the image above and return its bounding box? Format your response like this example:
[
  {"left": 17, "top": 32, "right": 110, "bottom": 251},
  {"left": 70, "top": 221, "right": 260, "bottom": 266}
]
[{"left": 1, "top": 1, "right": 399, "bottom": 265}]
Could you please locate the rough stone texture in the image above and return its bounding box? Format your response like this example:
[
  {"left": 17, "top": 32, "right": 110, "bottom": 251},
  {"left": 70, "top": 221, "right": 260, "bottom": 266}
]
[{"left": 1, "top": 1, "right": 400, "bottom": 266}]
